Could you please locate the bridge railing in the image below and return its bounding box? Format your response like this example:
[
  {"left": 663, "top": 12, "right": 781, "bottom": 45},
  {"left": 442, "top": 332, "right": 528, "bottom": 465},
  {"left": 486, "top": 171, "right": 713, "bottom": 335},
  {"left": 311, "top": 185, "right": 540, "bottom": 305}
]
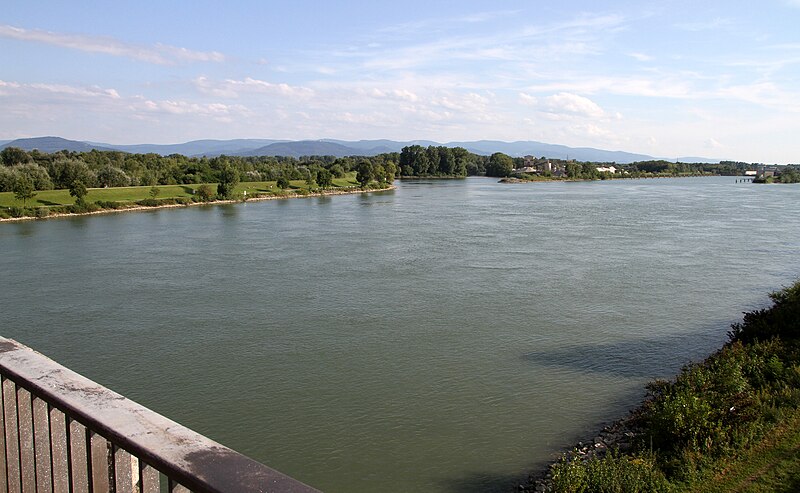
[{"left": 0, "top": 337, "right": 320, "bottom": 493}]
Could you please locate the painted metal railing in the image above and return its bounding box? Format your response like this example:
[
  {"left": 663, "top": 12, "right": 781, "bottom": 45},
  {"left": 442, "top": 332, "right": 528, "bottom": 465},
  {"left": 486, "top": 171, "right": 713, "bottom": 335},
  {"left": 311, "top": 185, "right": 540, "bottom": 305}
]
[{"left": 0, "top": 337, "right": 320, "bottom": 493}]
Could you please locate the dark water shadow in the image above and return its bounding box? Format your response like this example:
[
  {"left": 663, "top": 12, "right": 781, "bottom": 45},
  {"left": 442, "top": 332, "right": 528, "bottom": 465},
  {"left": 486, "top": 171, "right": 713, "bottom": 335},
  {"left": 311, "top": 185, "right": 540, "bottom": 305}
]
[
  {"left": 439, "top": 471, "right": 528, "bottom": 493},
  {"left": 522, "top": 322, "right": 729, "bottom": 379},
  {"left": 441, "top": 385, "right": 653, "bottom": 493}
]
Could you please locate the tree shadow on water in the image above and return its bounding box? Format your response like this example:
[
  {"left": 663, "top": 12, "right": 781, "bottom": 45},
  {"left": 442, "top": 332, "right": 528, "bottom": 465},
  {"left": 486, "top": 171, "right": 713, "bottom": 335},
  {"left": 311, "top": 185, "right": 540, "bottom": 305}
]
[
  {"left": 522, "top": 323, "right": 729, "bottom": 379},
  {"left": 439, "top": 471, "right": 529, "bottom": 493}
]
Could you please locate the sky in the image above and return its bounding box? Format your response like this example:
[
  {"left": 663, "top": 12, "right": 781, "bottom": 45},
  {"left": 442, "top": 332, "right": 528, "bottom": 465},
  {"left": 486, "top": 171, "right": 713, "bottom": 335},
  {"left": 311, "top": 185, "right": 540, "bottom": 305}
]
[{"left": 1, "top": 1, "right": 799, "bottom": 163}]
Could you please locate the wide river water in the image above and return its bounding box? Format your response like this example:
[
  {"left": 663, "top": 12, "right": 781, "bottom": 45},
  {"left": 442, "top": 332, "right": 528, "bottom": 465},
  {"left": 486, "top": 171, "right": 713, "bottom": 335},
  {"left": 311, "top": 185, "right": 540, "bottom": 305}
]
[{"left": 2, "top": 177, "right": 800, "bottom": 492}]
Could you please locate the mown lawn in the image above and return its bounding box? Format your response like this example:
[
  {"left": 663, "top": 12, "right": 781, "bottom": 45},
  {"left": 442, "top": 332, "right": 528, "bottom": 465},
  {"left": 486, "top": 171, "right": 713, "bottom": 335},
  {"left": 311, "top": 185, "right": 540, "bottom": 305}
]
[{"left": 0, "top": 175, "right": 360, "bottom": 208}]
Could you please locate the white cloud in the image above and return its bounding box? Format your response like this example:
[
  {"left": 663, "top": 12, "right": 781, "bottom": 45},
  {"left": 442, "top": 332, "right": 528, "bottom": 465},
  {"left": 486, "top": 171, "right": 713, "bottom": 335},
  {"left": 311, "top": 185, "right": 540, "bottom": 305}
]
[
  {"left": 628, "top": 52, "right": 653, "bottom": 62},
  {"left": 518, "top": 93, "right": 538, "bottom": 105},
  {"left": 0, "top": 24, "right": 225, "bottom": 65},
  {"left": 193, "top": 77, "right": 315, "bottom": 99},
  {"left": 543, "top": 92, "right": 605, "bottom": 118},
  {"left": 140, "top": 100, "right": 244, "bottom": 117},
  {"left": 675, "top": 17, "right": 733, "bottom": 32},
  {"left": 225, "top": 78, "right": 315, "bottom": 99},
  {"left": 366, "top": 88, "right": 420, "bottom": 102}
]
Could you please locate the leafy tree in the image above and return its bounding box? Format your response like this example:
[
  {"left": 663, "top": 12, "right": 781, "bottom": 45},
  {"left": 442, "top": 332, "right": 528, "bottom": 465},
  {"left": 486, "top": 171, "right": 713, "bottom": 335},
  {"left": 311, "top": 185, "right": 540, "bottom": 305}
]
[
  {"left": 329, "top": 164, "right": 345, "bottom": 178},
  {"left": 383, "top": 161, "right": 398, "bottom": 182},
  {"left": 216, "top": 164, "right": 240, "bottom": 199},
  {"left": 305, "top": 167, "right": 317, "bottom": 187},
  {"left": 49, "top": 158, "right": 94, "bottom": 189},
  {"left": 356, "top": 160, "right": 374, "bottom": 186},
  {"left": 69, "top": 180, "right": 88, "bottom": 206},
  {"left": 317, "top": 168, "right": 333, "bottom": 188},
  {"left": 566, "top": 162, "right": 582, "bottom": 179},
  {"left": 486, "top": 152, "right": 514, "bottom": 177},
  {"left": 276, "top": 176, "right": 290, "bottom": 189},
  {"left": 149, "top": 186, "right": 160, "bottom": 199},
  {"left": 780, "top": 168, "right": 800, "bottom": 183},
  {"left": 1, "top": 147, "right": 30, "bottom": 167},
  {"left": 13, "top": 163, "right": 53, "bottom": 190},
  {"left": 13, "top": 175, "right": 36, "bottom": 206},
  {"left": 97, "top": 166, "right": 131, "bottom": 188}
]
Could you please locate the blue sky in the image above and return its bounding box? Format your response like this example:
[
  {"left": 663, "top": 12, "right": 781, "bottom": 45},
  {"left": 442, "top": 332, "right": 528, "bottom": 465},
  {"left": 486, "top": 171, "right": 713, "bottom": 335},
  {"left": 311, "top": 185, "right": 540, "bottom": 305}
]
[{"left": 2, "top": 1, "right": 799, "bottom": 162}]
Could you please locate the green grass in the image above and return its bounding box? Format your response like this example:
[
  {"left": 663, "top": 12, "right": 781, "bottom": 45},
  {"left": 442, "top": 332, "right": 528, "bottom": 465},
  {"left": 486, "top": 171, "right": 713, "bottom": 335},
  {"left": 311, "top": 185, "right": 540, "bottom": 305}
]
[
  {"left": 685, "top": 409, "right": 800, "bottom": 493},
  {"left": 0, "top": 175, "right": 361, "bottom": 208}
]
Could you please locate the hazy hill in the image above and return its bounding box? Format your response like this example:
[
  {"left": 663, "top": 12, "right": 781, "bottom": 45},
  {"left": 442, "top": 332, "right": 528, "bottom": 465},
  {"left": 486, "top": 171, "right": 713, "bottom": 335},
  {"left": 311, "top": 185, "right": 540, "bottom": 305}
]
[
  {"left": 234, "top": 140, "right": 374, "bottom": 158},
  {"left": 0, "top": 136, "right": 116, "bottom": 153},
  {"left": 91, "top": 139, "right": 286, "bottom": 156},
  {"left": 0, "top": 136, "right": 722, "bottom": 164},
  {"left": 445, "top": 140, "right": 655, "bottom": 163}
]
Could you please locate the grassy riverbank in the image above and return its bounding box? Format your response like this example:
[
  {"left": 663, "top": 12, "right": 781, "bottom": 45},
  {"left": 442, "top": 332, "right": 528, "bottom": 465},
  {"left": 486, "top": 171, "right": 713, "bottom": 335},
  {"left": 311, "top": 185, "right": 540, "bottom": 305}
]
[
  {"left": 0, "top": 176, "right": 359, "bottom": 208},
  {"left": 0, "top": 174, "right": 392, "bottom": 220},
  {"left": 532, "top": 280, "right": 800, "bottom": 492}
]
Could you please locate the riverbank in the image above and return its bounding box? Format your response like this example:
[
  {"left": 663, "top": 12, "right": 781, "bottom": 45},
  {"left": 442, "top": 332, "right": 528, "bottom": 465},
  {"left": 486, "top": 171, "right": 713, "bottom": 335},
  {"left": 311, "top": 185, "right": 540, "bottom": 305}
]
[
  {"left": 0, "top": 184, "right": 396, "bottom": 222},
  {"left": 524, "top": 279, "right": 800, "bottom": 492},
  {"left": 499, "top": 174, "right": 726, "bottom": 184}
]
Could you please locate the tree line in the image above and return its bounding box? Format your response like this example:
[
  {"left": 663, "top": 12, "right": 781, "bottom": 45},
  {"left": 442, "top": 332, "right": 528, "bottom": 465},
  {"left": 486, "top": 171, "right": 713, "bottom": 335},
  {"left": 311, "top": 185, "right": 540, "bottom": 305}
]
[
  {"left": 0, "top": 146, "right": 401, "bottom": 194},
  {"left": 0, "top": 145, "right": 775, "bottom": 197}
]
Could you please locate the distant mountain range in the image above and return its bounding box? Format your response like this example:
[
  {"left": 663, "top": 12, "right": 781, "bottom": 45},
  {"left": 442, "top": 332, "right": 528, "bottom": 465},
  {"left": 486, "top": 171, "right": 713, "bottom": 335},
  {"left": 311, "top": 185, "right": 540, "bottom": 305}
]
[{"left": 0, "top": 136, "right": 722, "bottom": 164}]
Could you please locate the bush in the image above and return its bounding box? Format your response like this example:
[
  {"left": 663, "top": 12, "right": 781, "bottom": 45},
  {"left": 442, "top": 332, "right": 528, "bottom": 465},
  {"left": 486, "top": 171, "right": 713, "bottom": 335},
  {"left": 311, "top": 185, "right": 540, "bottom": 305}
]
[
  {"left": 95, "top": 200, "right": 123, "bottom": 210},
  {"left": 9, "top": 206, "right": 27, "bottom": 218},
  {"left": 136, "top": 198, "right": 160, "bottom": 207},
  {"left": 195, "top": 184, "right": 214, "bottom": 202},
  {"left": 34, "top": 207, "right": 50, "bottom": 218},
  {"left": 550, "top": 452, "right": 671, "bottom": 493}
]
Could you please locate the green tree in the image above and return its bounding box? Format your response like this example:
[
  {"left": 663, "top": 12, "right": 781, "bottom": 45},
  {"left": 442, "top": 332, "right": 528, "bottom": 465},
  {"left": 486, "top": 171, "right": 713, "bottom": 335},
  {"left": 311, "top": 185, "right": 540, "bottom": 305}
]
[
  {"left": 69, "top": 180, "right": 88, "bottom": 205},
  {"left": 356, "top": 161, "right": 374, "bottom": 186},
  {"left": 216, "top": 164, "right": 240, "bottom": 199},
  {"left": 13, "top": 175, "right": 36, "bottom": 206},
  {"left": 1, "top": 147, "right": 30, "bottom": 167},
  {"left": 149, "top": 186, "right": 160, "bottom": 199},
  {"left": 486, "top": 152, "right": 514, "bottom": 177},
  {"left": 195, "top": 184, "right": 213, "bottom": 202},
  {"left": 276, "top": 176, "right": 290, "bottom": 189},
  {"left": 383, "top": 161, "right": 398, "bottom": 182},
  {"left": 317, "top": 168, "right": 333, "bottom": 188},
  {"left": 566, "top": 162, "right": 582, "bottom": 179}
]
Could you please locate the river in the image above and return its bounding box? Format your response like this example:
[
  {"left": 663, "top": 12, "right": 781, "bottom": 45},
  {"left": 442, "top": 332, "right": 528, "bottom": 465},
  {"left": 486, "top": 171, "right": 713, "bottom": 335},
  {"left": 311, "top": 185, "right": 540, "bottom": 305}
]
[{"left": 2, "top": 176, "right": 799, "bottom": 492}]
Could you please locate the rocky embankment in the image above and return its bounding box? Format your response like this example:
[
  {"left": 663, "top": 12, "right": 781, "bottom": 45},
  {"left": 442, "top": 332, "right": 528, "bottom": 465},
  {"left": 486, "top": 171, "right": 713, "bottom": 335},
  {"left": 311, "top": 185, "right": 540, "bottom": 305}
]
[{"left": 524, "top": 408, "right": 645, "bottom": 492}]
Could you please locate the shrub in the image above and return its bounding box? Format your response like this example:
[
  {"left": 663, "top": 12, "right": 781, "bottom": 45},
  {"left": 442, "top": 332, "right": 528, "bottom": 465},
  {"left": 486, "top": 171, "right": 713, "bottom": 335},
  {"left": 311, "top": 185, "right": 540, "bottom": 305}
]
[
  {"left": 136, "top": 198, "right": 160, "bottom": 207},
  {"left": 550, "top": 452, "right": 671, "bottom": 493},
  {"left": 95, "top": 200, "right": 123, "bottom": 210},
  {"left": 195, "top": 184, "right": 214, "bottom": 202},
  {"left": 34, "top": 207, "right": 50, "bottom": 218}
]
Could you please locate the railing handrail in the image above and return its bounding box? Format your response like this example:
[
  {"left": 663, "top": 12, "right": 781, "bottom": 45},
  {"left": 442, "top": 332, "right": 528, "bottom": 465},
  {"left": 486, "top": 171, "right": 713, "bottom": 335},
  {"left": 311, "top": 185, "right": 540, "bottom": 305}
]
[{"left": 0, "top": 337, "right": 320, "bottom": 493}]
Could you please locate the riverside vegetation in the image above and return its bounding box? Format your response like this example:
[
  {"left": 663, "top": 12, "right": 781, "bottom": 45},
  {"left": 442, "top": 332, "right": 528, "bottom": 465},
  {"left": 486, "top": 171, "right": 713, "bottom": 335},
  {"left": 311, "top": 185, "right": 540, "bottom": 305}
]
[
  {"left": 531, "top": 280, "right": 800, "bottom": 493},
  {"left": 0, "top": 146, "right": 396, "bottom": 219}
]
